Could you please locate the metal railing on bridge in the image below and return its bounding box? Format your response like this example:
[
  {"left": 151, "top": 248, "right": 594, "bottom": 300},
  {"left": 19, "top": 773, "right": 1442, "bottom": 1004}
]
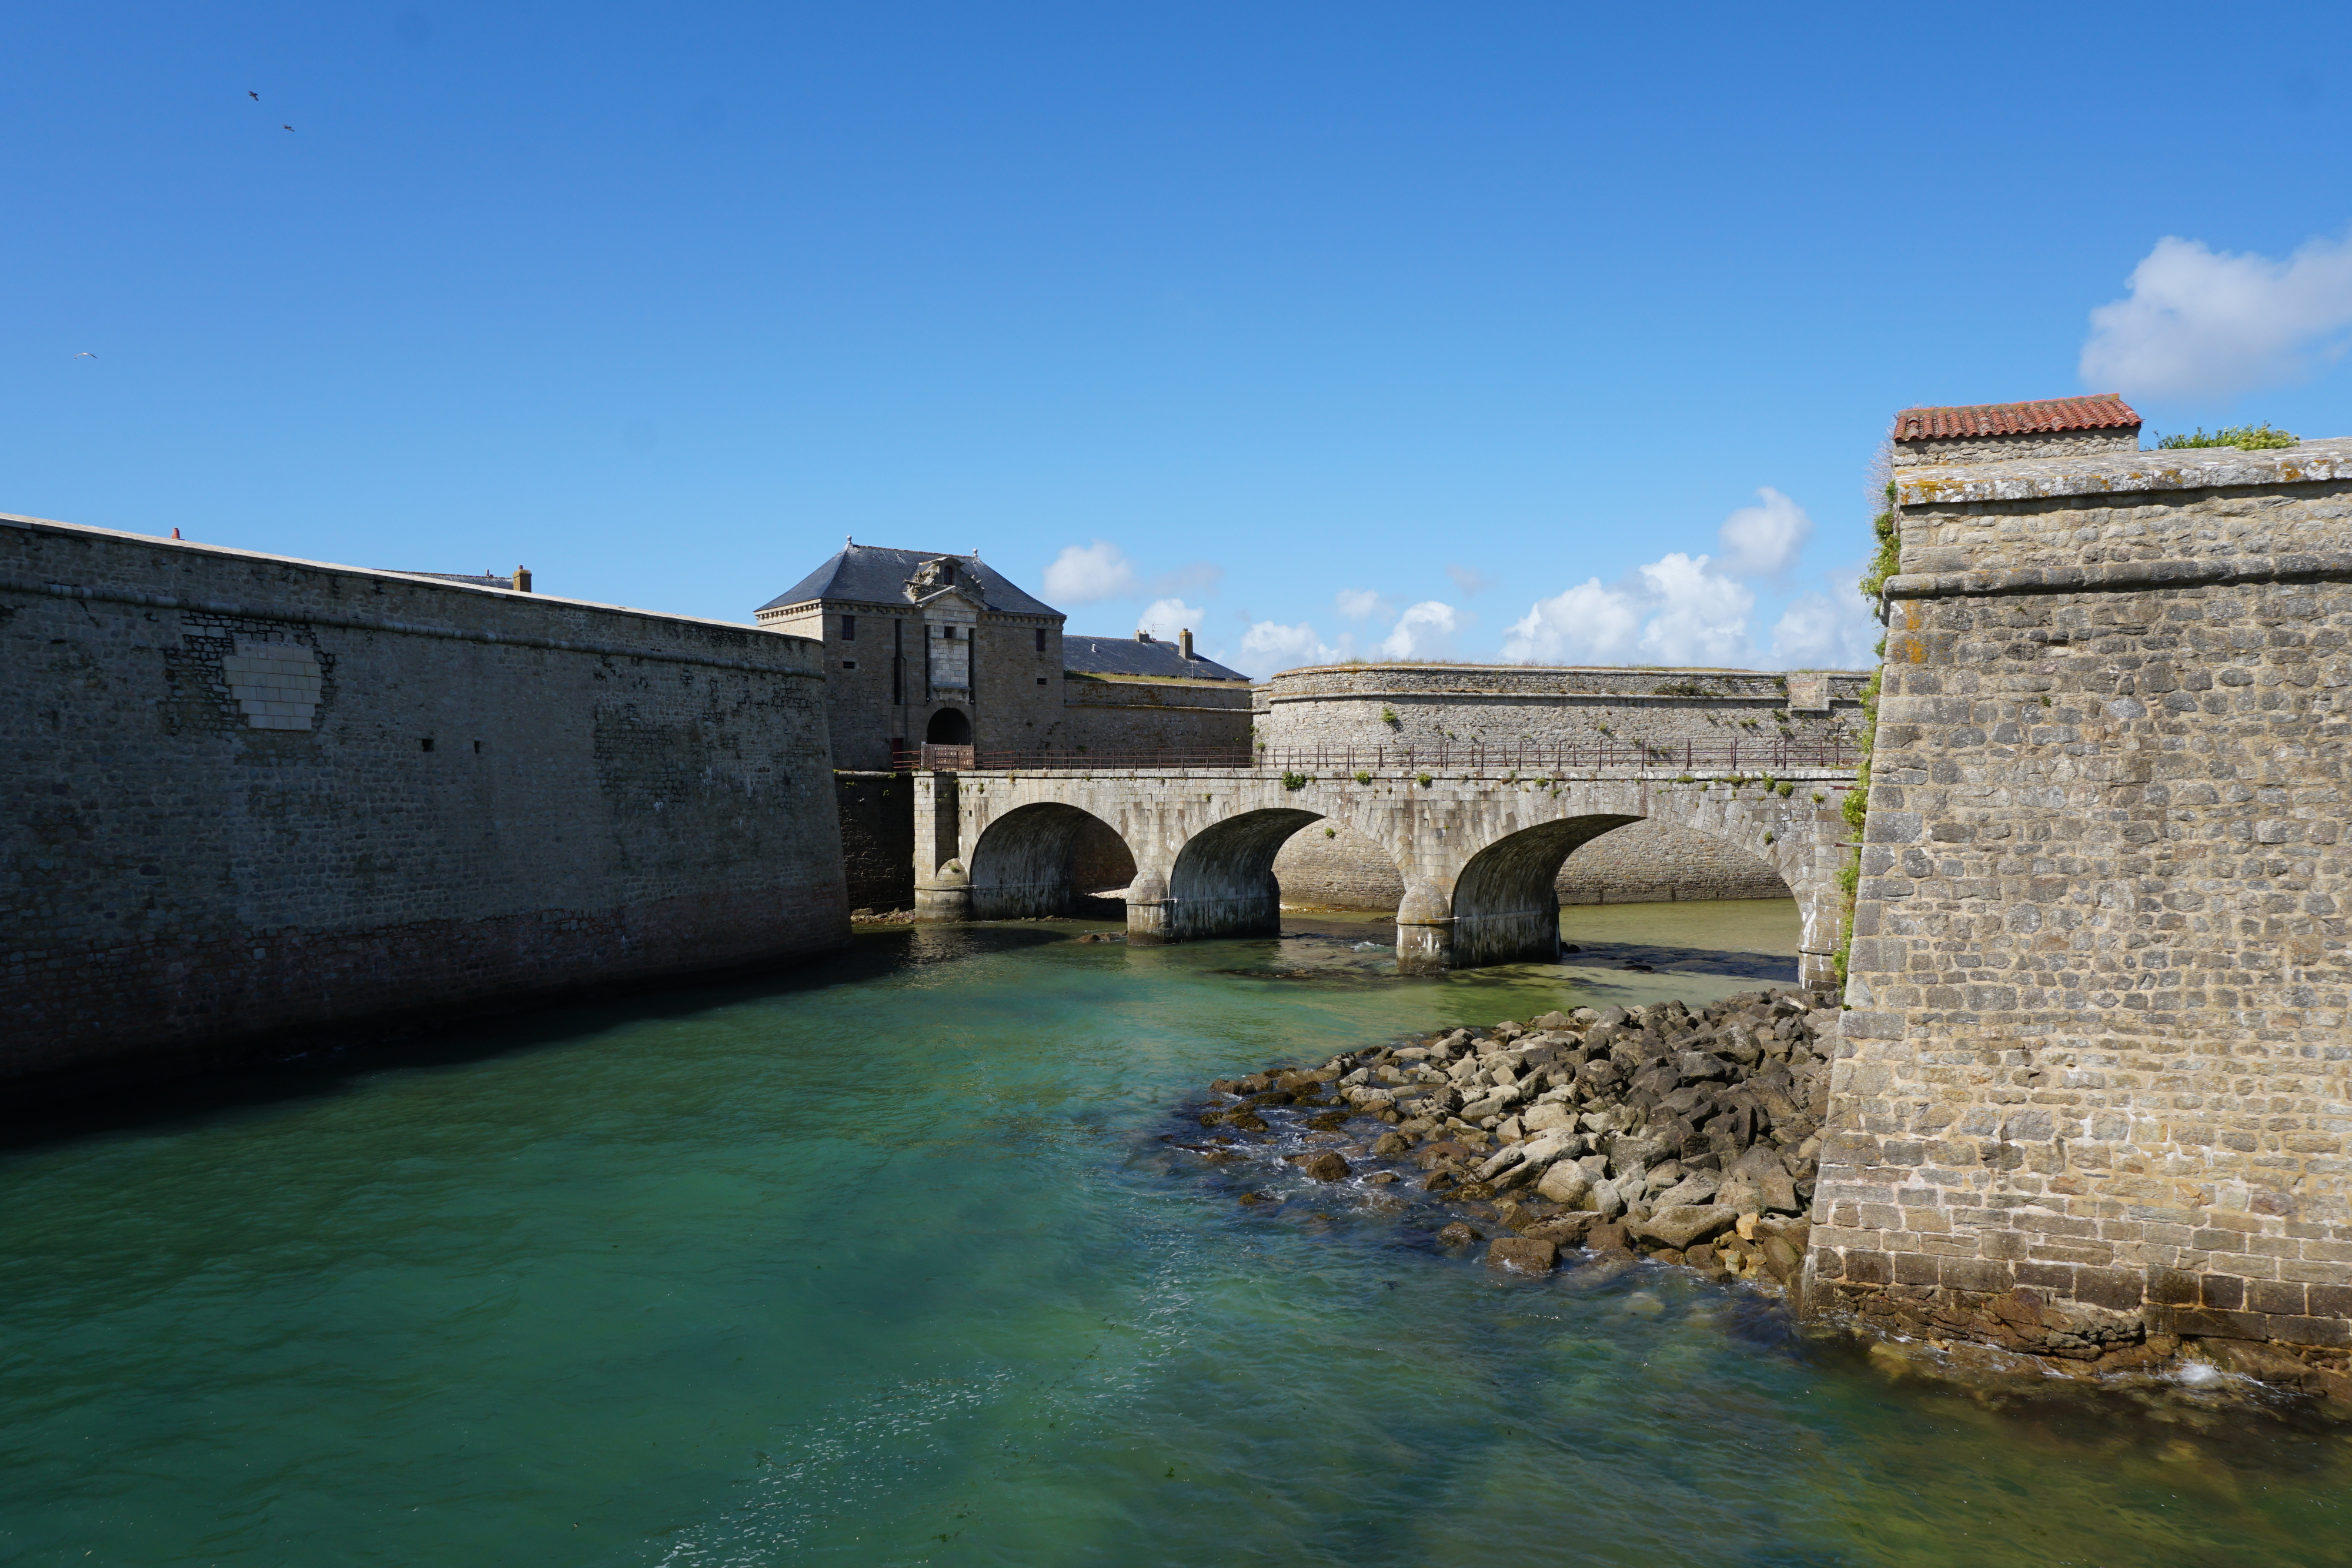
[{"left": 894, "top": 737, "right": 1857, "bottom": 774}]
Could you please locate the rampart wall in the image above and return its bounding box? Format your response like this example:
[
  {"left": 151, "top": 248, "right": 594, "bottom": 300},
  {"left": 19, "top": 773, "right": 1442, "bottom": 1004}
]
[
  {"left": 2, "top": 515, "right": 848, "bottom": 1091},
  {"left": 1815, "top": 438, "right": 2352, "bottom": 1372},
  {"left": 1258, "top": 664, "right": 1867, "bottom": 759},
  {"left": 1059, "top": 676, "right": 1252, "bottom": 755},
  {"left": 836, "top": 773, "right": 916, "bottom": 912}
]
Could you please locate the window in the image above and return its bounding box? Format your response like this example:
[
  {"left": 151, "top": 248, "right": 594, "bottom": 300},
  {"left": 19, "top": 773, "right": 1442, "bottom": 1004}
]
[
  {"left": 841, "top": 615, "right": 856, "bottom": 641},
  {"left": 842, "top": 659, "right": 858, "bottom": 670},
  {"left": 1034, "top": 627, "right": 1046, "bottom": 653},
  {"left": 420, "top": 738, "right": 435, "bottom": 752},
  {"left": 941, "top": 625, "right": 956, "bottom": 640},
  {"left": 1037, "top": 676, "right": 1048, "bottom": 686}
]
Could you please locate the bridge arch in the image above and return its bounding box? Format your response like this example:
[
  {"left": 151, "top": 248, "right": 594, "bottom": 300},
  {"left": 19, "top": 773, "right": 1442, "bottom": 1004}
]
[
  {"left": 966, "top": 801, "right": 1134, "bottom": 920},
  {"left": 1449, "top": 813, "right": 1642, "bottom": 967},
  {"left": 1160, "top": 807, "right": 1324, "bottom": 942}
]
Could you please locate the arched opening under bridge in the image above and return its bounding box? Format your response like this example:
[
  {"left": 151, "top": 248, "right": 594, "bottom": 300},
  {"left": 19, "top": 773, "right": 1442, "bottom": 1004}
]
[
  {"left": 1449, "top": 813, "right": 1796, "bottom": 967},
  {"left": 965, "top": 802, "right": 1134, "bottom": 920},
  {"left": 1160, "top": 807, "right": 1324, "bottom": 942}
]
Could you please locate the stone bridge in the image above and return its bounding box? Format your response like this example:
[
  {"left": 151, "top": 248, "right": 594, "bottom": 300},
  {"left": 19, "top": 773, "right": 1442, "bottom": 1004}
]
[{"left": 910, "top": 763, "right": 1858, "bottom": 989}]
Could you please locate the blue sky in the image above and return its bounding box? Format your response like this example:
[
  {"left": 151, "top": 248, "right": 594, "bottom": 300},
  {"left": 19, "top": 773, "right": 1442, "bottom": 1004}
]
[{"left": 8, "top": 3, "right": 2352, "bottom": 676}]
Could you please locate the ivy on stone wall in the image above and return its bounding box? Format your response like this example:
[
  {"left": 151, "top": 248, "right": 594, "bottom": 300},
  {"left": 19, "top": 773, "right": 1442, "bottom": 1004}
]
[
  {"left": 1857, "top": 482, "right": 1899, "bottom": 606},
  {"left": 1832, "top": 644, "right": 1883, "bottom": 992}
]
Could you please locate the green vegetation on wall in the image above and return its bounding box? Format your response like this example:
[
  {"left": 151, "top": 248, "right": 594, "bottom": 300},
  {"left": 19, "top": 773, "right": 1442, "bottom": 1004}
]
[
  {"left": 2154, "top": 423, "right": 2297, "bottom": 450},
  {"left": 1833, "top": 646, "right": 1883, "bottom": 992},
  {"left": 1857, "top": 481, "right": 1899, "bottom": 604}
]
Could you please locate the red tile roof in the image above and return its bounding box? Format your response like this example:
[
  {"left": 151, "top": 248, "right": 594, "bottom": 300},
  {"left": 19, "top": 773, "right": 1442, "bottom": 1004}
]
[{"left": 1892, "top": 394, "right": 2140, "bottom": 442}]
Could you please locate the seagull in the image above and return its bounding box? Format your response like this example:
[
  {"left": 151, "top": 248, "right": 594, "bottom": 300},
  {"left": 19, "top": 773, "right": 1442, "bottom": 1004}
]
[
  {"left": 248, "top": 91, "right": 259, "bottom": 101},
  {"left": 282, "top": 124, "right": 295, "bottom": 132},
  {"left": 72, "top": 352, "right": 96, "bottom": 359}
]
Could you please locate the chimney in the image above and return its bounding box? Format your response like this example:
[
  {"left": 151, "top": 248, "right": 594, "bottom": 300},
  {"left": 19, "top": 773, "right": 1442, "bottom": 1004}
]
[
  {"left": 513, "top": 565, "right": 533, "bottom": 593},
  {"left": 1180, "top": 628, "right": 1194, "bottom": 659},
  {"left": 1135, "top": 628, "right": 1152, "bottom": 643}
]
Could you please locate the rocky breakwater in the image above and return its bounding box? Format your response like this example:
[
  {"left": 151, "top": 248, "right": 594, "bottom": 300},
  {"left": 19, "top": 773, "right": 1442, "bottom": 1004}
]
[{"left": 1191, "top": 990, "right": 1831, "bottom": 1289}]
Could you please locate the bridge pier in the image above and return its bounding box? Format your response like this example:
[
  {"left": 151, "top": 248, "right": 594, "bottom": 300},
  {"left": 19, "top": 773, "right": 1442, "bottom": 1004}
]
[
  {"left": 1394, "top": 884, "right": 1453, "bottom": 975},
  {"left": 1124, "top": 871, "right": 1170, "bottom": 945}
]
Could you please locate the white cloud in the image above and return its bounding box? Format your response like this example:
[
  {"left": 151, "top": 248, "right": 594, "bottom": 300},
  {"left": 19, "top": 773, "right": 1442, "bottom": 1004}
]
[
  {"left": 1502, "top": 577, "right": 1645, "bottom": 663},
  {"left": 2081, "top": 231, "right": 2352, "bottom": 399},
  {"left": 1137, "top": 598, "right": 1208, "bottom": 640},
  {"left": 1335, "top": 587, "right": 1391, "bottom": 620},
  {"left": 1500, "top": 485, "right": 1847, "bottom": 668},
  {"left": 1769, "top": 578, "right": 1880, "bottom": 668},
  {"left": 1379, "top": 601, "right": 1462, "bottom": 659},
  {"left": 1043, "top": 540, "right": 1139, "bottom": 604},
  {"left": 1715, "top": 487, "right": 1812, "bottom": 580},
  {"left": 1633, "top": 554, "right": 1753, "bottom": 664},
  {"left": 1445, "top": 564, "right": 1495, "bottom": 597},
  {"left": 1239, "top": 619, "right": 1346, "bottom": 677}
]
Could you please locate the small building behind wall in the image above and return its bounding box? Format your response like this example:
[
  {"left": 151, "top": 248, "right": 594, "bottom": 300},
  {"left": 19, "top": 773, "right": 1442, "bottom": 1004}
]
[
  {"left": 757, "top": 543, "right": 1252, "bottom": 771},
  {"left": 757, "top": 544, "right": 1064, "bottom": 770}
]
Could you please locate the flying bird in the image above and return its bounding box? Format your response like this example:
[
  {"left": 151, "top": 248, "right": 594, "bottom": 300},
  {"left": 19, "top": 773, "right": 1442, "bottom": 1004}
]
[
  {"left": 72, "top": 352, "right": 96, "bottom": 359},
  {"left": 282, "top": 124, "right": 295, "bottom": 132},
  {"left": 248, "top": 91, "right": 258, "bottom": 101}
]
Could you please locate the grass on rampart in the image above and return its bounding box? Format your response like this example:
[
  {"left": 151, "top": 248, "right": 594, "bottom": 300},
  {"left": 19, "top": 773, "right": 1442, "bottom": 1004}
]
[{"left": 2154, "top": 423, "right": 2297, "bottom": 451}]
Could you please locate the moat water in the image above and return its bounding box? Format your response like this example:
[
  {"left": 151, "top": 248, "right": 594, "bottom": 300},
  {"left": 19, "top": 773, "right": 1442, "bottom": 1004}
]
[{"left": 4, "top": 900, "right": 2347, "bottom": 1566}]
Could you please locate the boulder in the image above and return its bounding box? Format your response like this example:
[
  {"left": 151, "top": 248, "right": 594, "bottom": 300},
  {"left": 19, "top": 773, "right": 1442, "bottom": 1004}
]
[
  {"left": 1292, "top": 1151, "right": 1351, "bottom": 1182},
  {"left": 1523, "top": 1101, "right": 1577, "bottom": 1133},
  {"left": 1713, "top": 1175, "right": 1761, "bottom": 1213},
  {"left": 1586, "top": 1220, "right": 1632, "bottom": 1252},
  {"left": 1631, "top": 1203, "right": 1738, "bottom": 1252},
  {"left": 1487, "top": 1238, "right": 1559, "bottom": 1275},
  {"left": 1536, "top": 1162, "right": 1593, "bottom": 1206},
  {"left": 1522, "top": 1212, "right": 1598, "bottom": 1246},
  {"left": 1371, "top": 1131, "right": 1410, "bottom": 1156},
  {"left": 1436, "top": 1221, "right": 1483, "bottom": 1246},
  {"left": 1459, "top": 1088, "right": 1521, "bottom": 1122},
  {"left": 1586, "top": 1178, "right": 1626, "bottom": 1219},
  {"left": 1653, "top": 1169, "right": 1722, "bottom": 1209},
  {"left": 1759, "top": 1169, "right": 1802, "bottom": 1214}
]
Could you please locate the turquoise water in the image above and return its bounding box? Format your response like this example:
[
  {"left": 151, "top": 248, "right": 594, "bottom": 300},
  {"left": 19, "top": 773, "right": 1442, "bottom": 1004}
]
[{"left": 3, "top": 902, "right": 2347, "bottom": 1566}]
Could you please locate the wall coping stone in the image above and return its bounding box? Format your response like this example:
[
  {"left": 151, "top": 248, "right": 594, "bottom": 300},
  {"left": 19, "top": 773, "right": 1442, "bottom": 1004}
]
[
  {"left": 1892, "top": 436, "right": 2352, "bottom": 506},
  {"left": 2, "top": 513, "right": 821, "bottom": 677}
]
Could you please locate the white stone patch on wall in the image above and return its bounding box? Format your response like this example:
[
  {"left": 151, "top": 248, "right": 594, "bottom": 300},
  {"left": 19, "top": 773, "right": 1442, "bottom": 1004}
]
[{"left": 220, "top": 638, "right": 323, "bottom": 730}]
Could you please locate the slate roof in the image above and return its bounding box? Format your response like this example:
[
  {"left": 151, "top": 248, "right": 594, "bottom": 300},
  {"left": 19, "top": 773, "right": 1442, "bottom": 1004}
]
[
  {"left": 1893, "top": 394, "right": 2140, "bottom": 442},
  {"left": 758, "top": 544, "right": 1062, "bottom": 617},
  {"left": 1065, "top": 633, "right": 1249, "bottom": 683}
]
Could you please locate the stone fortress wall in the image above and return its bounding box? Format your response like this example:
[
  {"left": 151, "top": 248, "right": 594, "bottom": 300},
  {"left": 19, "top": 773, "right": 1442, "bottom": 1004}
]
[
  {"left": 1889, "top": 430, "right": 2141, "bottom": 467},
  {"left": 1816, "top": 437, "right": 2352, "bottom": 1370},
  {"left": 1258, "top": 664, "right": 1867, "bottom": 910},
  {"left": 1061, "top": 674, "right": 1253, "bottom": 755},
  {"left": 2, "top": 514, "right": 848, "bottom": 1091}
]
